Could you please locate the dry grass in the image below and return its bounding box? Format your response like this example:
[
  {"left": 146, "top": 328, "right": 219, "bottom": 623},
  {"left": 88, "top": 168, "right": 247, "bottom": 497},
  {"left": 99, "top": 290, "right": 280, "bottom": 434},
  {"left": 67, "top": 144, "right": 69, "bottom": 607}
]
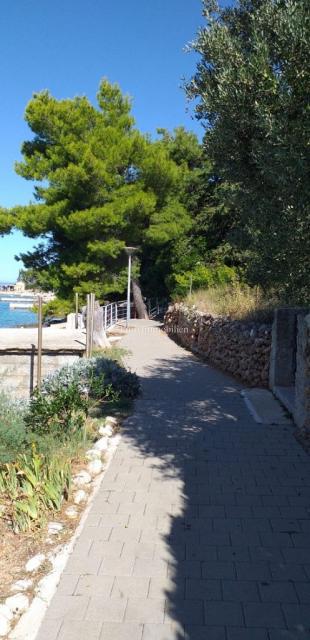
[{"left": 184, "top": 284, "right": 278, "bottom": 322}]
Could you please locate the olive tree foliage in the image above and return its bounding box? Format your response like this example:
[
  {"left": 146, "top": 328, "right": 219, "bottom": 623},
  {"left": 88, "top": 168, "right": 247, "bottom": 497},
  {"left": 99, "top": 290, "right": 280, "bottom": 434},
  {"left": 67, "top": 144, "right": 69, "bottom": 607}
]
[
  {"left": 11, "top": 80, "right": 191, "bottom": 300},
  {"left": 187, "top": 0, "right": 310, "bottom": 302}
]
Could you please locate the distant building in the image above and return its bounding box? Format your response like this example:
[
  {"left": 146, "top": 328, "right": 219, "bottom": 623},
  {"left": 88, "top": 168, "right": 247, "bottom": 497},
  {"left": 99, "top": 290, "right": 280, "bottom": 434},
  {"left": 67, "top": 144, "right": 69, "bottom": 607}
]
[{"left": 14, "top": 281, "right": 26, "bottom": 293}]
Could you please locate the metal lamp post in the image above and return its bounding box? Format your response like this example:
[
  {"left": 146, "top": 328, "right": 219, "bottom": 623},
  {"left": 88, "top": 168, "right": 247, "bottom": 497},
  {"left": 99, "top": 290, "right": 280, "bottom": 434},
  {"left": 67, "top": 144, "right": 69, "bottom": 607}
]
[{"left": 124, "top": 246, "right": 138, "bottom": 327}]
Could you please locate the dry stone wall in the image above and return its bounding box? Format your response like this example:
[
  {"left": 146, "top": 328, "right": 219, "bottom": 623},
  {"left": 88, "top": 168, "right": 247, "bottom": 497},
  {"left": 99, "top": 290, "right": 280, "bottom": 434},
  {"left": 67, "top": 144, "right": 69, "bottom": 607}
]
[{"left": 165, "top": 303, "right": 272, "bottom": 387}]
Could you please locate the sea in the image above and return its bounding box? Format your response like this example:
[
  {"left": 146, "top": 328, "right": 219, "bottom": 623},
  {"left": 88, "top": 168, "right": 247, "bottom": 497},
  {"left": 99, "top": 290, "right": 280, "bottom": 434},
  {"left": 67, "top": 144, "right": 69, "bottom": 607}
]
[{"left": 0, "top": 288, "right": 37, "bottom": 328}]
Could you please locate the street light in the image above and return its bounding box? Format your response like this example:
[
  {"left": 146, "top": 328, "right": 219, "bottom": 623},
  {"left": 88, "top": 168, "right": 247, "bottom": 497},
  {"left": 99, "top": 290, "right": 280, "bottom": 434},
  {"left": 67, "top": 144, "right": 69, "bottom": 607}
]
[{"left": 124, "top": 246, "right": 138, "bottom": 327}]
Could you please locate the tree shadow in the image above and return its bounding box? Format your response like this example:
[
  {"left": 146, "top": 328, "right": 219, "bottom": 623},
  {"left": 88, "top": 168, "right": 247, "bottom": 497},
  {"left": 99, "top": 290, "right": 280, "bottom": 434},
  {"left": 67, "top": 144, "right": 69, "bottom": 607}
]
[{"left": 121, "top": 350, "right": 250, "bottom": 638}]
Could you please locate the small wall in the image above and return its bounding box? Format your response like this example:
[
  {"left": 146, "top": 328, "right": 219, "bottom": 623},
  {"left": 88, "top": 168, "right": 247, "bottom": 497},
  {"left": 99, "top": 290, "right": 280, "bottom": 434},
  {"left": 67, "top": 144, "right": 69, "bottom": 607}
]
[
  {"left": 0, "top": 349, "right": 84, "bottom": 398},
  {"left": 165, "top": 303, "right": 272, "bottom": 387}
]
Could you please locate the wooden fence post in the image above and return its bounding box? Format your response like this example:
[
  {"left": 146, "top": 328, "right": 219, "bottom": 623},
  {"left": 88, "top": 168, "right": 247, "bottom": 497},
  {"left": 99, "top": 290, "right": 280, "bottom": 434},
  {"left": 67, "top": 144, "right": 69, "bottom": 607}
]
[{"left": 37, "top": 295, "right": 43, "bottom": 389}]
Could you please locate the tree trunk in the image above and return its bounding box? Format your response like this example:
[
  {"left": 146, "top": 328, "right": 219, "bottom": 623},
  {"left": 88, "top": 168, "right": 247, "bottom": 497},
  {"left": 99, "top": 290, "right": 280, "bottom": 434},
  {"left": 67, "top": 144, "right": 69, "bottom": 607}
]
[{"left": 132, "top": 279, "right": 149, "bottom": 319}]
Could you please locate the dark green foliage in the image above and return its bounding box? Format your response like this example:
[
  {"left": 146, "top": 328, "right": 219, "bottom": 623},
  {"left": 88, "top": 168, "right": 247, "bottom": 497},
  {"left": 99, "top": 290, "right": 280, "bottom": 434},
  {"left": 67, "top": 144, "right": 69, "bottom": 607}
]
[
  {"left": 12, "top": 80, "right": 191, "bottom": 301},
  {"left": 187, "top": 0, "right": 310, "bottom": 303}
]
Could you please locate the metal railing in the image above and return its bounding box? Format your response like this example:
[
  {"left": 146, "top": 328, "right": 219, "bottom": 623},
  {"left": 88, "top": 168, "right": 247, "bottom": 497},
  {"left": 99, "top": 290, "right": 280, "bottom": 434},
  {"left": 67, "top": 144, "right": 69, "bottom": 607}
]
[{"left": 102, "top": 300, "right": 130, "bottom": 331}]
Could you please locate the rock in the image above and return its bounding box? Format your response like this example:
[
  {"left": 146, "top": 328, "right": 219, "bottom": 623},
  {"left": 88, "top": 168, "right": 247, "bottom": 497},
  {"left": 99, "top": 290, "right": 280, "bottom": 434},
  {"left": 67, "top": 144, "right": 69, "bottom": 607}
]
[
  {"left": 25, "top": 553, "right": 46, "bottom": 573},
  {"left": 74, "top": 489, "right": 87, "bottom": 504},
  {"left": 87, "top": 459, "right": 103, "bottom": 476},
  {"left": 73, "top": 470, "right": 92, "bottom": 486},
  {"left": 36, "top": 572, "right": 57, "bottom": 601},
  {"left": 105, "top": 416, "right": 118, "bottom": 428},
  {"left": 93, "top": 436, "right": 108, "bottom": 451},
  {"left": 5, "top": 594, "right": 29, "bottom": 617},
  {"left": 48, "top": 522, "right": 64, "bottom": 535},
  {"left": 0, "top": 605, "right": 11, "bottom": 638},
  {"left": 65, "top": 506, "right": 78, "bottom": 519},
  {"left": 0, "top": 604, "right": 13, "bottom": 621},
  {"left": 10, "top": 579, "right": 33, "bottom": 593},
  {"left": 85, "top": 448, "right": 101, "bottom": 461},
  {"left": 98, "top": 424, "right": 113, "bottom": 437}
]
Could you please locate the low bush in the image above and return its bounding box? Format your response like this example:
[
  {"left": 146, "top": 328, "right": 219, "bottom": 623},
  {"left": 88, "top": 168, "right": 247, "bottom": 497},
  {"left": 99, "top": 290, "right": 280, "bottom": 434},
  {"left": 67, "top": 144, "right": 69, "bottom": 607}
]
[
  {"left": 0, "top": 393, "right": 29, "bottom": 463},
  {"left": 184, "top": 283, "right": 278, "bottom": 322},
  {"left": 0, "top": 449, "right": 71, "bottom": 532},
  {"left": 25, "top": 356, "right": 139, "bottom": 439}
]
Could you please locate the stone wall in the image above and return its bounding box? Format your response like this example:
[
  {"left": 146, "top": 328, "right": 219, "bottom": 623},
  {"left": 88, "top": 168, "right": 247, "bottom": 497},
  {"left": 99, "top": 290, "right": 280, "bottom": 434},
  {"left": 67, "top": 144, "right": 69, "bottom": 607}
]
[
  {"left": 165, "top": 303, "right": 272, "bottom": 387},
  {"left": 0, "top": 349, "right": 84, "bottom": 398}
]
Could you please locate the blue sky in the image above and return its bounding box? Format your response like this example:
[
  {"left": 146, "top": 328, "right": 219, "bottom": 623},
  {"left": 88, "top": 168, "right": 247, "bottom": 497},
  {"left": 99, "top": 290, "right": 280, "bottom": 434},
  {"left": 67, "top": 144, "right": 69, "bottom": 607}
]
[{"left": 0, "top": 0, "right": 231, "bottom": 281}]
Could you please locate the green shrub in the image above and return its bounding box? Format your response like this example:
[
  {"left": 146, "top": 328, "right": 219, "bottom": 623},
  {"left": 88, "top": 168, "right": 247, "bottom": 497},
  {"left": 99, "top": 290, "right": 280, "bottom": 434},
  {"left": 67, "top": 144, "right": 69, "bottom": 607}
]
[
  {"left": 25, "top": 369, "right": 89, "bottom": 438},
  {"left": 0, "top": 393, "right": 29, "bottom": 463},
  {"left": 0, "top": 450, "right": 71, "bottom": 532},
  {"left": 41, "top": 297, "right": 74, "bottom": 321},
  {"left": 25, "top": 356, "right": 139, "bottom": 439},
  {"left": 172, "top": 264, "right": 236, "bottom": 298}
]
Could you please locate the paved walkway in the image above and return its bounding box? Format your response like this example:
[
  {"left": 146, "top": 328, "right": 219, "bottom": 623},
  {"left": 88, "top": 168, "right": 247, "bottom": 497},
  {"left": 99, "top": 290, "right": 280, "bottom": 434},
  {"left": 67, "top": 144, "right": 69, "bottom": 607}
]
[{"left": 36, "top": 321, "right": 310, "bottom": 640}]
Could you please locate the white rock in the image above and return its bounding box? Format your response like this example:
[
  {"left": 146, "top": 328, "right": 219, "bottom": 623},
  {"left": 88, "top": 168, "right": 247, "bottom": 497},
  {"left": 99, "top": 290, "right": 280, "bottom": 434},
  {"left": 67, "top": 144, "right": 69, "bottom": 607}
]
[
  {"left": 5, "top": 594, "right": 29, "bottom": 617},
  {"left": 109, "top": 434, "right": 121, "bottom": 448},
  {"left": 74, "top": 489, "right": 87, "bottom": 504},
  {"left": 87, "top": 459, "right": 103, "bottom": 476},
  {"left": 105, "top": 416, "right": 118, "bottom": 428},
  {"left": 0, "top": 605, "right": 13, "bottom": 621},
  {"left": 99, "top": 424, "right": 113, "bottom": 437},
  {"left": 0, "top": 612, "right": 11, "bottom": 637},
  {"left": 93, "top": 436, "right": 108, "bottom": 452},
  {"left": 85, "top": 448, "right": 101, "bottom": 460},
  {"left": 65, "top": 506, "right": 78, "bottom": 519},
  {"left": 48, "top": 522, "right": 64, "bottom": 535},
  {"left": 36, "top": 572, "right": 57, "bottom": 602},
  {"left": 25, "top": 553, "right": 46, "bottom": 573},
  {"left": 10, "top": 579, "right": 33, "bottom": 593},
  {"left": 72, "top": 470, "right": 92, "bottom": 486}
]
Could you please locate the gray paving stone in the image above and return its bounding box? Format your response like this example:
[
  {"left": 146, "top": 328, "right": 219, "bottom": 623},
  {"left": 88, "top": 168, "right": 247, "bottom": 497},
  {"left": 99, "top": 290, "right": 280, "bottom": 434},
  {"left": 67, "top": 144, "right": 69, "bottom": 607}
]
[
  {"left": 58, "top": 620, "right": 103, "bottom": 640},
  {"left": 143, "top": 623, "right": 184, "bottom": 640},
  {"left": 294, "top": 581, "right": 310, "bottom": 603},
  {"left": 45, "top": 595, "right": 89, "bottom": 620},
  {"left": 235, "top": 562, "right": 271, "bottom": 581},
  {"left": 204, "top": 601, "right": 243, "bottom": 626},
  {"left": 86, "top": 597, "right": 127, "bottom": 622},
  {"left": 168, "top": 560, "right": 201, "bottom": 578},
  {"left": 110, "top": 526, "right": 142, "bottom": 543},
  {"left": 99, "top": 556, "right": 135, "bottom": 576},
  {"left": 258, "top": 581, "right": 298, "bottom": 603},
  {"left": 148, "top": 576, "right": 181, "bottom": 599},
  {"left": 125, "top": 598, "right": 165, "bottom": 623},
  {"left": 202, "top": 561, "right": 235, "bottom": 580},
  {"left": 217, "top": 546, "right": 250, "bottom": 562},
  {"left": 100, "top": 623, "right": 143, "bottom": 640},
  {"left": 133, "top": 558, "right": 168, "bottom": 577},
  {"left": 75, "top": 575, "right": 114, "bottom": 597},
  {"left": 56, "top": 574, "right": 79, "bottom": 595},
  {"left": 122, "top": 542, "right": 155, "bottom": 560},
  {"left": 185, "top": 578, "right": 221, "bottom": 601},
  {"left": 243, "top": 602, "right": 285, "bottom": 628},
  {"left": 111, "top": 576, "right": 150, "bottom": 599},
  {"left": 222, "top": 580, "right": 260, "bottom": 602},
  {"left": 35, "top": 618, "right": 62, "bottom": 640},
  {"left": 183, "top": 627, "right": 225, "bottom": 640},
  {"left": 165, "top": 599, "right": 205, "bottom": 625},
  {"left": 226, "top": 629, "right": 268, "bottom": 640},
  {"left": 269, "top": 563, "right": 308, "bottom": 581},
  {"left": 268, "top": 630, "right": 310, "bottom": 639},
  {"left": 282, "top": 603, "right": 310, "bottom": 628}
]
